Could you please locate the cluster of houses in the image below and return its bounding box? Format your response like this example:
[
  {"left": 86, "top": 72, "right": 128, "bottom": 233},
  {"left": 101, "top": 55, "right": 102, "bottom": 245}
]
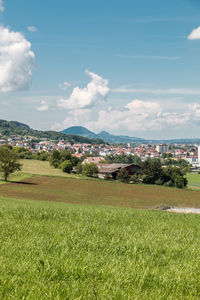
[{"left": 1, "top": 135, "right": 200, "bottom": 172}]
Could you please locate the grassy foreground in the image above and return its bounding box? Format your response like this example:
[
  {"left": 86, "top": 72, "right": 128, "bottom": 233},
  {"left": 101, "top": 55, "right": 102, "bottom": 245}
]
[{"left": 1, "top": 196, "right": 200, "bottom": 299}]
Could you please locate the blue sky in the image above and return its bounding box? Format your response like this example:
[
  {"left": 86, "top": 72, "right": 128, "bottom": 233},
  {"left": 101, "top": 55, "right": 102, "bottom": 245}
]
[{"left": 0, "top": 0, "right": 200, "bottom": 139}]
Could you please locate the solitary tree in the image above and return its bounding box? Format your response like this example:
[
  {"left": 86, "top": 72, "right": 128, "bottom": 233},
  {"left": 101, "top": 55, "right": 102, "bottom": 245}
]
[{"left": 0, "top": 147, "right": 22, "bottom": 181}]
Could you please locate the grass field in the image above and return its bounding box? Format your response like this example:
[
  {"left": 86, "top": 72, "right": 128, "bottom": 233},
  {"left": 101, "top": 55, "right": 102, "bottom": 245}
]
[
  {"left": 0, "top": 175, "right": 200, "bottom": 209},
  {"left": 21, "top": 159, "right": 71, "bottom": 177},
  {"left": 1, "top": 160, "right": 200, "bottom": 298},
  {"left": 187, "top": 173, "right": 200, "bottom": 188},
  {"left": 1, "top": 196, "right": 200, "bottom": 299}
]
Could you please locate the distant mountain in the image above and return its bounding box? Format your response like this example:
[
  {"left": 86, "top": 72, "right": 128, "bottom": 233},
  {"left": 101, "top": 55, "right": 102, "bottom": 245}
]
[
  {"left": 62, "top": 126, "right": 98, "bottom": 139},
  {"left": 61, "top": 126, "right": 200, "bottom": 144},
  {"left": 97, "top": 131, "right": 146, "bottom": 144},
  {"left": 62, "top": 126, "right": 147, "bottom": 144},
  {"left": 0, "top": 120, "right": 103, "bottom": 144}
]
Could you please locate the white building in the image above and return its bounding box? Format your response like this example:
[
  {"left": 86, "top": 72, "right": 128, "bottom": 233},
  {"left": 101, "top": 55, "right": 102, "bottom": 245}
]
[
  {"left": 198, "top": 146, "right": 200, "bottom": 162},
  {"left": 156, "top": 144, "right": 169, "bottom": 155}
]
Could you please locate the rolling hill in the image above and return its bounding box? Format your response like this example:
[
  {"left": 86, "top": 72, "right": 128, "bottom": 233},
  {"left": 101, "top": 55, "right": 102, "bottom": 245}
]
[{"left": 0, "top": 120, "right": 103, "bottom": 144}]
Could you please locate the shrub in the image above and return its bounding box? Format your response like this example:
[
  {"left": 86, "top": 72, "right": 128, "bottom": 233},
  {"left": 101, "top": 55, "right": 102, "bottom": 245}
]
[
  {"left": 104, "top": 173, "right": 111, "bottom": 180},
  {"left": 59, "top": 160, "right": 73, "bottom": 173},
  {"left": 82, "top": 163, "right": 98, "bottom": 177},
  {"left": 117, "top": 169, "right": 130, "bottom": 183},
  {"left": 130, "top": 175, "right": 140, "bottom": 184},
  {"left": 155, "top": 179, "right": 163, "bottom": 186}
]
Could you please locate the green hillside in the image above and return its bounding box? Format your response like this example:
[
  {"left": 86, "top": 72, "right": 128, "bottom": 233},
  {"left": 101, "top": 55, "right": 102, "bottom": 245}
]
[{"left": 0, "top": 119, "right": 104, "bottom": 144}]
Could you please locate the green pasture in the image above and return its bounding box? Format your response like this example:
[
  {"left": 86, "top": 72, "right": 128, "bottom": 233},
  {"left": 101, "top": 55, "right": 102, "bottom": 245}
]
[
  {"left": 187, "top": 172, "right": 200, "bottom": 189},
  {"left": 1, "top": 196, "right": 200, "bottom": 299}
]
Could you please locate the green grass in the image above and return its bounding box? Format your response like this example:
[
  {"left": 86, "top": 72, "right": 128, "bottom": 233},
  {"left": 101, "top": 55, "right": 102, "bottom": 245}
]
[
  {"left": 1, "top": 196, "right": 200, "bottom": 299},
  {"left": 1, "top": 175, "right": 200, "bottom": 209},
  {"left": 187, "top": 172, "right": 200, "bottom": 189}
]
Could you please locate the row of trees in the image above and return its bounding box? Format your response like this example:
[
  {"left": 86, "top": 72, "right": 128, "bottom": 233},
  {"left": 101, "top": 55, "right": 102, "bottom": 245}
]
[{"left": 118, "top": 158, "right": 188, "bottom": 189}]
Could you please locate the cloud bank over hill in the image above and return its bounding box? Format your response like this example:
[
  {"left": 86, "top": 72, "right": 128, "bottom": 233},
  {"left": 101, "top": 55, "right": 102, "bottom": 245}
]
[{"left": 0, "top": 26, "right": 35, "bottom": 92}]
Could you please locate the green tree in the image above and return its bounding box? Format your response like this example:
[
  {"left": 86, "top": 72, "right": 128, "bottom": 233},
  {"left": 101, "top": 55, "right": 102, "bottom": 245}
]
[
  {"left": 49, "top": 150, "right": 61, "bottom": 168},
  {"left": 140, "top": 158, "right": 162, "bottom": 184},
  {"left": 0, "top": 147, "right": 22, "bottom": 181},
  {"left": 117, "top": 168, "right": 131, "bottom": 183},
  {"left": 82, "top": 163, "right": 98, "bottom": 177},
  {"left": 60, "top": 150, "right": 72, "bottom": 162},
  {"left": 59, "top": 160, "right": 73, "bottom": 173},
  {"left": 162, "top": 166, "right": 187, "bottom": 189}
]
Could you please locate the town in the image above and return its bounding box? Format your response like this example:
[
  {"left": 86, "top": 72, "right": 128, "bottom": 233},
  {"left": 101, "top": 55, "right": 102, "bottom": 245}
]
[{"left": 1, "top": 134, "right": 200, "bottom": 172}]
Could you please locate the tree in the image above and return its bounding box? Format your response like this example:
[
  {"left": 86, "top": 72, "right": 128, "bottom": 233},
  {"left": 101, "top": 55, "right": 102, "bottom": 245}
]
[
  {"left": 140, "top": 158, "right": 162, "bottom": 184},
  {"left": 162, "top": 166, "right": 187, "bottom": 189},
  {"left": 82, "top": 163, "right": 98, "bottom": 177},
  {"left": 59, "top": 160, "right": 73, "bottom": 173},
  {"left": 49, "top": 150, "right": 61, "bottom": 168},
  {"left": 60, "top": 150, "right": 72, "bottom": 162},
  {"left": 117, "top": 168, "right": 130, "bottom": 183},
  {"left": 0, "top": 147, "right": 22, "bottom": 181}
]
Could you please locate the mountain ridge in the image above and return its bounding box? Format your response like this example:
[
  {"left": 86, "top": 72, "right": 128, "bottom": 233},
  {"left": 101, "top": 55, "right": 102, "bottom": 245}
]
[
  {"left": 0, "top": 120, "right": 103, "bottom": 144},
  {"left": 61, "top": 126, "right": 200, "bottom": 144}
]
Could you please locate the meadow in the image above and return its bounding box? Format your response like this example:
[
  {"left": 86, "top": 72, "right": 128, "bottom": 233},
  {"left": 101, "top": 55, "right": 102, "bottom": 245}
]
[
  {"left": 1, "top": 160, "right": 200, "bottom": 298},
  {"left": 1, "top": 196, "right": 200, "bottom": 299},
  {"left": 1, "top": 175, "right": 200, "bottom": 209},
  {"left": 187, "top": 172, "right": 200, "bottom": 189}
]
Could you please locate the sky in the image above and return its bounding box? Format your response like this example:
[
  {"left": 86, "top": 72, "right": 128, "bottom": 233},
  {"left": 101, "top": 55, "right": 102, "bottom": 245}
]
[{"left": 0, "top": 0, "right": 200, "bottom": 139}]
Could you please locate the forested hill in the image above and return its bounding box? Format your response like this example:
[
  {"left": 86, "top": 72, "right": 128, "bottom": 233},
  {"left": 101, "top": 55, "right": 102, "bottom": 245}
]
[{"left": 0, "top": 120, "right": 104, "bottom": 144}]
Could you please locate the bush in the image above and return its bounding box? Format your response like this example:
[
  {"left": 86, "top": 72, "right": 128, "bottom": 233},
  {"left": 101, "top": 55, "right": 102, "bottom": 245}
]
[
  {"left": 155, "top": 179, "right": 163, "bottom": 186},
  {"left": 82, "top": 163, "right": 98, "bottom": 178},
  {"left": 130, "top": 175, "right": 140, "bottom": 184},
  {"left": 104, "top": 173, "right": 111, "bottom": 180},
  {"left": 117, "top": 169, "right": 130, "bottom": 183},
  {"left": 59, "top": 160, "right": 73, "bottom": 173}
]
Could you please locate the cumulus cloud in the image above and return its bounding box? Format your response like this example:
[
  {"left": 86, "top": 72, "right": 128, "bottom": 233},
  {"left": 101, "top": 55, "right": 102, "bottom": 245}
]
[
  {"left": 36, "top": 100, "right": 49, "bottom": 111},
  {"left": 27, "top": 26, "right": 37, "bottom": 33},
  {"left": 188, "top": 26, "right": 200, "bottom": 40},
  {"left": 57, "top": 70, "right": 110, "bottom": 110},
  {"left": 54, "top": 99, "right": 200, "bottom": 133},
  {"left": 0, "top": 0, "right": 4, "bottom": 12},
  {"left": 0, "top": 26, "right": 35, "bottom": 92}
]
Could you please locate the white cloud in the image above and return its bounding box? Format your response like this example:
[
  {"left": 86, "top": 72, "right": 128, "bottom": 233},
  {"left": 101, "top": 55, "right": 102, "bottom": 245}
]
[
  {"left": 113, "top": 87, "right": 200, "bottom": 96},
  {"left": 0, "top": 26, "right": 35, "bottom": 92},
  {"left": 0, "top": 0, "right": 4, "bottom": 12},
  {"left": 36, "top": 100, "right": 49, "bottom": 111},
  {"left": 57, "top": 70, "right": 110, "bottom": 110},
  {"left": 27, "top": 26, "right": 37, "bottom": 33},
  {"left": 59, "top": 81, "right": 71, "bottom": 91},
  {"left": 188, "top": 26, "right": 200, "bottom": 40},
  {"left": 54, "top": 99, "right": 200, "bottom": 133}
]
